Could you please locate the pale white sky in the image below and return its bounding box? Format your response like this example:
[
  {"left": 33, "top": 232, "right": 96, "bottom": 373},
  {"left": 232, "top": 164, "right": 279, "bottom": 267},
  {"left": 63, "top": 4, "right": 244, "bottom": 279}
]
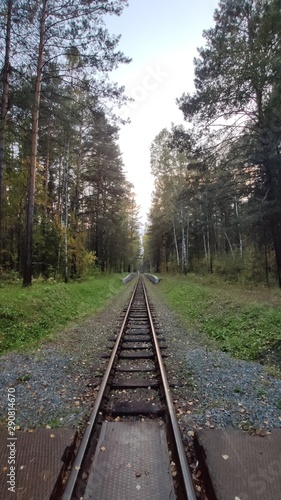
[{"left": 106, "top": 0, "right": 218, "bottom": 227}]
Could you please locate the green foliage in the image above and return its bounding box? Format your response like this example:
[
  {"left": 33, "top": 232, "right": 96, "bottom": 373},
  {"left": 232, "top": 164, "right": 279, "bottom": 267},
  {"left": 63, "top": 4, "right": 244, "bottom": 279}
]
[
  {"left": 238, "top": 248, "right": 268, "bottom": 285},
  {"left": 213, "top": 253, "right": 244, "bottom": 282},
  {"left": 212, "top": 249, "right": 277, "bottom": 285},
  {"left": 0, "top": 276, "right": 124, "bottom": 354},
  {"left": 190, "top": 258, "right": 211, "bottom": 276},
  {"left": 146, "top": 128, "right": 194, "bottom": 274},
  {"left": 175, "top": 0, "right": 281, "bottom": 286},
  {"left": 0, "top": 0, "right": 139, "bottom": 285},
  {"left": 157, "top": 275, "right": 281, "bottom": 362},
  {"left": 0, "top": 268, "right": 20, "bottom": 283},
  {"left": 82, "top": 251, "right": 99, "bottom": 276}
]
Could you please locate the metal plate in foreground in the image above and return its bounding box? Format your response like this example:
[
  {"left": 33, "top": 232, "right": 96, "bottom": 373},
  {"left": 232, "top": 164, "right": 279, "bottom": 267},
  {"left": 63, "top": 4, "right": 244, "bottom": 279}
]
[{"left": 84, "top": 421, "right": 176, "bottom": 500}]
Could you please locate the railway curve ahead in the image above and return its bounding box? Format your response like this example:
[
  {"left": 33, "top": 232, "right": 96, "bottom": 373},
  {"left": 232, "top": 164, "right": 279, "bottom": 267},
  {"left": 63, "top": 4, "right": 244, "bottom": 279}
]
[{"left": 55, "top": 275, "right": 197, "bottom": 500}]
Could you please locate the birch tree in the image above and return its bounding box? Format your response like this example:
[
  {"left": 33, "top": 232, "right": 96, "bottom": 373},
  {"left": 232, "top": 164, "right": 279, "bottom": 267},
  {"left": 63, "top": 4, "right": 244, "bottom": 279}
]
[
  {"left": 177, "top": 0, "right": 281, "bottom": 285},
  {"left": 149, "top": 128, "right": 192, "bottom": 273}
]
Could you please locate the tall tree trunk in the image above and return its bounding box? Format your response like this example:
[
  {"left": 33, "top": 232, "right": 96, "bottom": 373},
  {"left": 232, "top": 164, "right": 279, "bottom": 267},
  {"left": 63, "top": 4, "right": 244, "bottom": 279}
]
[
  {"left": 203, "top": 231, "right": 207, "bottom": 259},
  {"left": 23, "top": 0, "right": 47, "bottom": 286},
  {"left": 263, "top": 224, "right": 269, "bottom": 287},
  {"left": 223, "top": 228, "right": 235, "bottom": 259},
  {"left": 270, "top": 213, "right": 281, "bottom": 288},
  {"left": 64, "top": 141, "right": 70, "bottom": 283},
  {"left": 180, "top": 209, "right": 187, "bottom": 274},
  {"left": 180, "top": 207, "right": 187, "bottom": 275},
  {"left": 234, "top": 196, "right": 243, "bottom": 258},
  {"left": 206, "top": 222, "right": 212, "bottom": 273},
  {"left": 172, "top": 218, "right": 180, "bottom": 269},
  {"left": 181, "top": 224, "right": 187, "bottom": 275},
  {"left": 43, "top": 119, "right": 50, "bottom": 230},
  {"left": 70, "top": 121, "right": 82, "bottom": 277},
  {"left": 263, "top": 158, "right": 281, "bottom": 287},
  {"left": 186, "top": 216, "right": 189, "bottom": 273},
  {"left": 0, "top": 0, "right": 12, "bottom": 257},
  {"left": 57, "top": 158, "right": 62, "bottom": 219}
]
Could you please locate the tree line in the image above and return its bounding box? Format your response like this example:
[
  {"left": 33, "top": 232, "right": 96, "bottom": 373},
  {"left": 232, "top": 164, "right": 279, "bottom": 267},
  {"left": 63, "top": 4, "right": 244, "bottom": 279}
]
[
  {"left": 0, "top": 0, "right": 140, "bottom": 285},
  {"left": 145, "top": 0, "right": 281, "bottom": 286}
]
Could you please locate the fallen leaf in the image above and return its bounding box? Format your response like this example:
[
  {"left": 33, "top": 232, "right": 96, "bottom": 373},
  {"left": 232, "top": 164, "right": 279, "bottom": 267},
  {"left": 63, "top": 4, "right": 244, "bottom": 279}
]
[
  {"left": 255, "top": 429, "right": 267, "bottom": 437},
  {"left": 100, "top": 446, "right": 106, "bottom": 452},
  {"left": 136, "top": 485, "right": 141, "bottom": 490},
  {"left": 50, "top": 434, "right": 55, "bottom": 438},
  {"left": 222, "top": 455, "right": 229, "bottom": 460}
]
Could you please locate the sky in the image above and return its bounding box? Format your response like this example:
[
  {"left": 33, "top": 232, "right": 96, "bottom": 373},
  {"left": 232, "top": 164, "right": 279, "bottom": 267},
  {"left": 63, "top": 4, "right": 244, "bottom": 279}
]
[{"left": 105, "top": 0, "right": 219, "bottom": 227}]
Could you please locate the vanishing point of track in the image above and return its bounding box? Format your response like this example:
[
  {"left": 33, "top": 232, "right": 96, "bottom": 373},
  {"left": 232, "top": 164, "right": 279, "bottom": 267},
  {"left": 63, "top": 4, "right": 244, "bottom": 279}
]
[{"left": 58, "top": 275, "right": 197, "bottom": 499}]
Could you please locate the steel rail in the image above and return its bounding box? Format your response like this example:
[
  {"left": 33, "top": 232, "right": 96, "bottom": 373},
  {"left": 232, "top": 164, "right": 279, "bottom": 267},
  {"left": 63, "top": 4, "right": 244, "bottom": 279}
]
[
  {"left": 62, "top": 278, "right": 139, "bottom": 500},
  {"left": 142, "top": 279, "right": 197, "bottom": 500}
]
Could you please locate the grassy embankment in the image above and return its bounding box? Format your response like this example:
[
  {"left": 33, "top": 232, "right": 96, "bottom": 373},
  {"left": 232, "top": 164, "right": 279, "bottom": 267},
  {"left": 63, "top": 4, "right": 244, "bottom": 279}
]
[
  {"left": 0, "top": 275, "right": 125, "bottom": 355},
  {"left": 156, "top": 274, "right": 281, "bottom": 369}
]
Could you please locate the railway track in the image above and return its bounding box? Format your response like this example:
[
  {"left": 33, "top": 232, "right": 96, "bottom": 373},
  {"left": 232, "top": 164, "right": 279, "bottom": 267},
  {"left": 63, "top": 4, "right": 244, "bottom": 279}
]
[{"left": 55, "top": 275, "right": 197, "bottom": 499}]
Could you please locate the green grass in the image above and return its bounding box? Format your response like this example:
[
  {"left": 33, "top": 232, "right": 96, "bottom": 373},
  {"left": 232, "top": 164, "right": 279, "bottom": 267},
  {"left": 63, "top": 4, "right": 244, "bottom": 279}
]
[
  {"left": 156, "top": 274, "right": 281, "bottom": 362},
  {"left": 0, "top": 275, "right": 125, "bottom": 355}
]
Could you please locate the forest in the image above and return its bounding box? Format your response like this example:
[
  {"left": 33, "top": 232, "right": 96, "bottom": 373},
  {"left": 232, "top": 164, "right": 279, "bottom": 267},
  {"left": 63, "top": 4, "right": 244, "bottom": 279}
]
[
  {"left": 2, "top": 0, "right": 281, "bottom": 289},
  {"left": 144, "top": 0, "right": 281, "bottom": 287},
  {"left": 0, "top": 0, "right": 140, "bottom": 286}
]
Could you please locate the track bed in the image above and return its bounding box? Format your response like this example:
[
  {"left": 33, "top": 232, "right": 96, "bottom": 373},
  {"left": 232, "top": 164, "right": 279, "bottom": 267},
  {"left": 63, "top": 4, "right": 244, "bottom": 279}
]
[{"left": 57, "top": 276, "right": 196, "bottom": 500}]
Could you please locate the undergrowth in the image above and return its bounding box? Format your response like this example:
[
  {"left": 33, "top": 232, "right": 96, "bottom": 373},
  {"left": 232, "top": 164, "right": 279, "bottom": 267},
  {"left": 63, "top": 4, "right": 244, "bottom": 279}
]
[
  {"left": 0, "top": 275, "right": 124, "bottom": 355},
  {"left": 157, "top": 274, "right": 281, "bottom": 362}
]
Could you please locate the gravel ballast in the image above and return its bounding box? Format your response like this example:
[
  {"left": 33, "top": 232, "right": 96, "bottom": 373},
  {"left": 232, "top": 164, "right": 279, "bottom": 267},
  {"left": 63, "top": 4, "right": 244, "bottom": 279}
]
[
  {"left": 144, "top": 279, "right": 281, "bottom": 434},
  {"left": 0, "top": 279, "right": 136, "bottom": 429},
  {"left": 0, "top": 276, "right": 281, "bottom": 437}
]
